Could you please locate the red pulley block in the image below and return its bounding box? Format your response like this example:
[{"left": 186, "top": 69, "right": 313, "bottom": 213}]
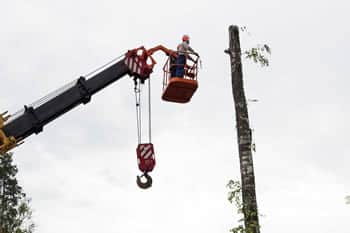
[{"left": 136, "top": 143, "right": 156, "bottom": 173}]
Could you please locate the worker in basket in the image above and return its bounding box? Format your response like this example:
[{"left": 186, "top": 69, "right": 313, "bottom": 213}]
[{"left": 171, "top": 35, "right": 199, "bottom": 78}]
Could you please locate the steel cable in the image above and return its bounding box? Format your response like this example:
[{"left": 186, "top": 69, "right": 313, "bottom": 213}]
[
  {"left": 148, "top": 77, "right": 152, "bottom": 143},
  {"left": 134, "top": 79, "right": 142, "bottom": 144},
  {"left": 7, "top": 54, "right": 125, "bottom": 123}
]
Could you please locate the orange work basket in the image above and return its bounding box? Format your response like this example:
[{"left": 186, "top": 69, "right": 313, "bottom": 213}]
[{"left": 162, "top": 56, "right": 199, "bottom": 104}]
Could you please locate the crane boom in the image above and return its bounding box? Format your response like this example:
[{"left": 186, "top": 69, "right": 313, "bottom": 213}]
[
  {"left": 0, "top": 46, "right": 161, "bottom": 154},
  {"left": 3, "top": 60, "right": 129, "bottom": 140}
]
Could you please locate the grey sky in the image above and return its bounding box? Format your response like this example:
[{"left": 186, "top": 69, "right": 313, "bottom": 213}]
[{"left": 1, "top": 0, "right": 349, "bottom": 232}]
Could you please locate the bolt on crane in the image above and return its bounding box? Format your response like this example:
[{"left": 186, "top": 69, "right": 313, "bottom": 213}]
[{"left": 0, "top": 44, "right": 200, "bottom": 189}]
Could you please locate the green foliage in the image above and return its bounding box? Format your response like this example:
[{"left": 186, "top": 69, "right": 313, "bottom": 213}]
[
  {"left": 227, "top": 180, "right": 260, "bottom": 233},
  {"left": 227, "top": 180, "right": 243, "bottom": 212},
  {"left": 227, "top": 180, "right": 245, "bottom": 233},
  {"left": 244, "top": 45, "right": 271, "bottom": 67},
  {"left": 239, "top": 26, "right": 271, "bottom": 67},
  {"left": 0, "top": 152, "right": 35, "bottom": 233}
]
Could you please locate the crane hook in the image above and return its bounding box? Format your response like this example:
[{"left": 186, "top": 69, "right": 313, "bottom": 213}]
[{"left": 136, "top": 172, "right": 153, "bottom": 189}]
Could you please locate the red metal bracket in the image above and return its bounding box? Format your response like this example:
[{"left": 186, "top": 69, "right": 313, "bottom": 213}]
[{"left": 125, "top": 47, "right": 156, "bottom": 82}]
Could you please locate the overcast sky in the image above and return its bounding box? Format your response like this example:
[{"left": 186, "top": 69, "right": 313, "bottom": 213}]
[{"left": 1, "top": 0, "right": 349, "bottom": 232}]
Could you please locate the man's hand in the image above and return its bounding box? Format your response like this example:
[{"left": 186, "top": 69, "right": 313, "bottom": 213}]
[{"left": 188, "top": 56, "right": 196, "bottom": 63}]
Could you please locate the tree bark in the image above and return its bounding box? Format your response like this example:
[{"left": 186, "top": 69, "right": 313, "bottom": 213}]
[{"left": 225, "top": 25, "right": 260, "bottom": 233}]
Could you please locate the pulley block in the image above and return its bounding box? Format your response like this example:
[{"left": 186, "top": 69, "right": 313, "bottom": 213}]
[
  {"left": 136, "top": 143, "right": 156, "bottom": 173},
  {"left": 136, "top": 143, "right": 155, "bottom": 189}
]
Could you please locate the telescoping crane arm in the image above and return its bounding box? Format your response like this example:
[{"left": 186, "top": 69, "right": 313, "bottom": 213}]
[{"left": 0, "top": 46, "right": 176, "bottom": 154}]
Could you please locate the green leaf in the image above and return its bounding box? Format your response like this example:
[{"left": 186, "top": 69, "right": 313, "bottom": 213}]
[{"left": 0, "top": 152, "right": 35, "bottom": 233}]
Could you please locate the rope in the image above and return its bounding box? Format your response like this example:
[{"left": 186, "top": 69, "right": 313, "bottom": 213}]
[
  {"left": 29, "top": 79, "right": 79, "bottom": 108},
  {"left": 134, "top": 77, "right": 152, "bottom": 145},
  {"left": 84, "top": 53, "right": 125, "bottom": 78},
  {"left": 134, "top": 79, "right": 142, "bottom": 144},
  {"left": 148, "top": 77, "right": 152, "bottom": 143},
  {"left": 9, "top": 53, "right": 126, "bottom": 122},
  {"left": 32, "top": 54, "right": 126, "bottom": 109}
]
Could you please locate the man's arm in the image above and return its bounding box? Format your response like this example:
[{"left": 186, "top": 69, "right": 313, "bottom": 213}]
[
  {"left": 183, "top": 43, "right": 198, "bottom": 56},
  {"left": 187, "top": 46, "right": 198, "bottom": 56}
]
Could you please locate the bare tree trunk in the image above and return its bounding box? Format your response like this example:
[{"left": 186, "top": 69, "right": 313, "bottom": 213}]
[
  {"left": 225, "top": 25, "right": 260, "bottom": 233},
  {"left": 0, "top": 178, "right": 3, "bottom": 233}
]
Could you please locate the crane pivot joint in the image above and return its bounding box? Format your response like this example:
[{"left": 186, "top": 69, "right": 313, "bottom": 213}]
[{"left": 0, "top": 112, "right": 21, "bottom": 155}]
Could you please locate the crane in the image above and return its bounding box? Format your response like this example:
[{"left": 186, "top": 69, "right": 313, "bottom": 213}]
[{"left": 0, "top": 45, "right": 200, "bottom": 189}]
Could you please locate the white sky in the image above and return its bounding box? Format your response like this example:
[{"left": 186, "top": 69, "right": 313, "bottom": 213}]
[{"left": 1, "top": 0, "right": 349, "bottom": 232}]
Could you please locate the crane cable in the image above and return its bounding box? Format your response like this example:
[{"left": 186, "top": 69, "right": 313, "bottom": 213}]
[
  {"left": 134, "top": 79, "right": 142, "bottom": 145},
  {"left": 134, "top": 78, "right": 152, "bottom": 145},
  {"left": 134, "top": 79, "right": 152, "bottom": 144},
  {"left": 148, "top": 77, "right": 152, "bottom": 143},
  {"left": 23, "top": 53, "right": 126, "bottom": 111},
  {"left": 84, "top": 53, "right": 125, "bottom": 78}
]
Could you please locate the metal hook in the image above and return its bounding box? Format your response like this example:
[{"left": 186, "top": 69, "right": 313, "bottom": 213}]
[{"left": 136, "top": 172, "right": 153, "bottom": 189}]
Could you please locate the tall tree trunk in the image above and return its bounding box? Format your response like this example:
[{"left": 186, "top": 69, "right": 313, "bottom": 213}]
[{"left": 225, "top": 25, "right": 260, "bottom": 233}]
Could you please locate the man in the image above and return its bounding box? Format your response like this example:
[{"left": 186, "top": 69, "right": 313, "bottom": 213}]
[{"left": 173, "top": 35, "right": 199, "bottom": 78}]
